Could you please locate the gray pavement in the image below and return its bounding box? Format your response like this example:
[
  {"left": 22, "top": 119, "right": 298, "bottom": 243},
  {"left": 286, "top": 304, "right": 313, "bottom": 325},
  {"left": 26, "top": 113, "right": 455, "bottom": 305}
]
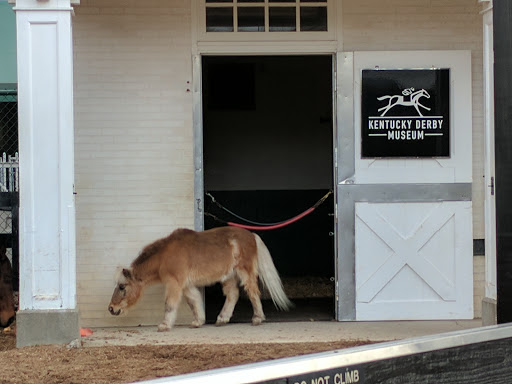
[{"left": 81, "top": 319, "right": 483, "bottom": 347}]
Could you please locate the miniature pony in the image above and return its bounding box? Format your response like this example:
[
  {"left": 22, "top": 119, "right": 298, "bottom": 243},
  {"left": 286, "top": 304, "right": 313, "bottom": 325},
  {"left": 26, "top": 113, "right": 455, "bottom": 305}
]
[{"left": 108, "top": 226, "right": 292, "bottom": 331}]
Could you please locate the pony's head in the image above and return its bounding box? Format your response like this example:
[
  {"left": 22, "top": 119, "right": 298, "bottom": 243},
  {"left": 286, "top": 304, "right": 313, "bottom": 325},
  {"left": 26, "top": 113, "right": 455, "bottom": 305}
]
[
  {"left": 108, "top": 267, "right": 144, "bottom": 316},
  {"left": 0, "top": 245, "right": 15, "bottom": 328}
]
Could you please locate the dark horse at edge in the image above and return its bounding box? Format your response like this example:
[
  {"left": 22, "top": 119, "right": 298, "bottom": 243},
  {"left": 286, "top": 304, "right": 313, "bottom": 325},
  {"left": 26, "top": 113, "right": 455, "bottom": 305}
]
[{"left": 0, "top": 244, "right": 15, "bottom": 328}]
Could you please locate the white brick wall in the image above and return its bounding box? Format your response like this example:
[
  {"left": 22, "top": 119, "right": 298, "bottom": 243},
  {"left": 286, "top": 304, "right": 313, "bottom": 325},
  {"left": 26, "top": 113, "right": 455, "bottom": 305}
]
[
  {"left": 74, "top": 0, "right": 194, "bottom": 327},
  {"left": 73, "top": 0, "right": 485, "bottom": 326}
]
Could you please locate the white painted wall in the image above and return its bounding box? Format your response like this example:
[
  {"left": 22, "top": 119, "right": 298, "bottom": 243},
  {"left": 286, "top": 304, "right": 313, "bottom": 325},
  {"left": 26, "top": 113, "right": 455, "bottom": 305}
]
[
  {"left": 73, "top": 0, "right": 484, "bottom": 326},
  {"left": 73, "top": 0, "right": 194, "bottom": 327}
]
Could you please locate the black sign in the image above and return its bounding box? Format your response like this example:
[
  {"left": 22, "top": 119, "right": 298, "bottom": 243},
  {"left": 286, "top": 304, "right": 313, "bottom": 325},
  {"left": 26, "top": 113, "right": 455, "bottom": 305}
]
[
  {"left": 361, "top": 69, "right": 450, "bottom": 158},
  {"left": 254, "top": 338, "right": 512, "bottom": 384}
]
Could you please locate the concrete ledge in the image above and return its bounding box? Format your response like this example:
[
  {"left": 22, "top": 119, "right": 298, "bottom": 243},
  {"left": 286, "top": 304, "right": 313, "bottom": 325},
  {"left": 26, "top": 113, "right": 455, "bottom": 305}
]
[
  {"left": 82, "top": 320, "right": 482, "bottom": 347},
  {"left": 16, "top": 309, "right": 80, "bottom": 347}
]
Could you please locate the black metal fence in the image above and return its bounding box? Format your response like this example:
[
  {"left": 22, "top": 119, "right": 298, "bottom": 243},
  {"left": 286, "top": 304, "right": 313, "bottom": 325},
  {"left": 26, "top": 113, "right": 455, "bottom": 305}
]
[
  {"left": 0, "top": 90, "right": 17, "bottom": 157},
  {"left": 0, "top": 87, "right": 19, "bottom": 290}
]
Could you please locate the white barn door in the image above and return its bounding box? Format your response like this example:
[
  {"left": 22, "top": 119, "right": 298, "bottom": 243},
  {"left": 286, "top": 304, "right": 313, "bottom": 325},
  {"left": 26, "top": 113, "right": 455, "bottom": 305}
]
[
  {"left": 337, "top": 51, "right": 474, "bottom": 321},
  {"left": 355, "top": 201, "right": 473, "bottom": 320}
]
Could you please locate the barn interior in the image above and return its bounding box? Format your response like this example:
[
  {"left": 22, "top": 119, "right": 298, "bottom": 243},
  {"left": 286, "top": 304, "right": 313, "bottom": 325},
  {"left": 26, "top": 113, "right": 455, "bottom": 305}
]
[{"left": 202, "top": 55, "right": 336, "bottom": 322}]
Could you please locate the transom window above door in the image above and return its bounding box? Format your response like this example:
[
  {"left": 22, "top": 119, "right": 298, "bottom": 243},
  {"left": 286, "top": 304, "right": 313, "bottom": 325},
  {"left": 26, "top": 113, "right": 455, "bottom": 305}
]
[{"left": 204, "top": 0, "right": 329, "bottom": 33}]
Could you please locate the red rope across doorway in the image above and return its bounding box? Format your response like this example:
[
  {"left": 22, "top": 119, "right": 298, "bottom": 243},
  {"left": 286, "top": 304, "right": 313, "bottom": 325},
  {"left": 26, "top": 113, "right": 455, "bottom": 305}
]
[
  {"left": 227, "top": 206, "right": 316, "bottom": 231},
  {"left": 205, "top": 190, "right": 332, "bottom": 231}
]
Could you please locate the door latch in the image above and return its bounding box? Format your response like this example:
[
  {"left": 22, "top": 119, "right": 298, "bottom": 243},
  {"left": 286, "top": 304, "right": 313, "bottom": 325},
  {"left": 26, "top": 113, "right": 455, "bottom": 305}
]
[{"left": 489, "top": 176, "right": 495, "bottom": 196}]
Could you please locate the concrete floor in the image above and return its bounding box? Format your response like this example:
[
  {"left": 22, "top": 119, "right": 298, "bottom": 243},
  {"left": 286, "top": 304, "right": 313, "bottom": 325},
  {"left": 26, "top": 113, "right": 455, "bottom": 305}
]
[{"left": 81, "top": 319, "right": 483, "bottom": 347}]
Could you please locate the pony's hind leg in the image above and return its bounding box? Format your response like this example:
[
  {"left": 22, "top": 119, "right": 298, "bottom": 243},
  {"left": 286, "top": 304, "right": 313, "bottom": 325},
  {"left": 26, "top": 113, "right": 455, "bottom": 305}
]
[
  {"left": 239, "top": 272, "right": 265, "bottom": 326},
  {"left": 158, "top": 278, "right": 183, "bottom": 332},
  {"left": 216, "top": 276, "right": 240, "bottom": 326},
  {"left": 183, "top": 285, "right": 205, "bottom": 328}
]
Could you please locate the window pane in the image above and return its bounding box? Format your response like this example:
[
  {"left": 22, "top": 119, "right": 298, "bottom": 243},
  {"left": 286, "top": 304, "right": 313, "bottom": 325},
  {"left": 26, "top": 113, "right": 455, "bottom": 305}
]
[
  {"left": 269, "top": 7, "right": 296, "bottom": 31},
  {"left": 269, "top": 0, "right": 296, "bottom": 2},
  {"left": 206, "top": 0, "right": 232, "bottom": 2},
  {"left": 238, "top": 0, "right": 264, "bottom": 2},
  {"left": 206, "top": 7, "right": 234, "bottom": 32},
  {"left": 300, "top": 0, "right": 326, "bottom": 2},
  {"left": 238, "top": 7, "right": 265, "bottom": 32},
  {"left": 300, "top": 7, "right": 327, "bottom": 31}
]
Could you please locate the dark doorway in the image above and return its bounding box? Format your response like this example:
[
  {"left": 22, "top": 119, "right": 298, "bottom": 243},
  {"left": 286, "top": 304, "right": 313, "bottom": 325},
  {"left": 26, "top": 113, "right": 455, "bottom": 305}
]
[{"left": 202, "top": 55, "right": 335, "bottom": 323}]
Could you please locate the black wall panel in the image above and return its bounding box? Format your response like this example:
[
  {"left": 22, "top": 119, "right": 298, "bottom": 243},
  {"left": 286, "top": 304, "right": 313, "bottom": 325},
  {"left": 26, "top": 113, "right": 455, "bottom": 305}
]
[{"left": 494, "top": 1, "right": 512, "bottom": 323}]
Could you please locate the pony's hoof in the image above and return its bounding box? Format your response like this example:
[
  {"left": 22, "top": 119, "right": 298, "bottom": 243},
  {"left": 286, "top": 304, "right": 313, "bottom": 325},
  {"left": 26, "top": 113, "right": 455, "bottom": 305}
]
[
  {"left": 190, "top": 320, "right": 204, "bottom": 328},
  {"left": 157, "top": 324, "right": 171, "bottom": 332},
  {"left": 215, "top": 315, "right": 230, "bottom": 326},
  {"left": 251, "top": 317, "right": 264, "bottom": 326}
]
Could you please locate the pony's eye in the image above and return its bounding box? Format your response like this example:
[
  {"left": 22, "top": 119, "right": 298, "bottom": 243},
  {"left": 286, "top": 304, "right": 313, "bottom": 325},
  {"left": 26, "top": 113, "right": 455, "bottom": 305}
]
[{"left": 119, "top": 284, "right": 126, "bottom": 291}]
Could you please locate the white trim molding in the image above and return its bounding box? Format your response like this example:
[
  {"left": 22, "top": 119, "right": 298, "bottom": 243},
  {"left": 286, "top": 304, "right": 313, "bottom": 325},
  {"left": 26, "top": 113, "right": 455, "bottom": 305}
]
[
  {"left": 481, "top": 0, "right": 497, "bottom": 326},
  {"left": 479, "top": 0, "right": 493, "bottom": 14}
]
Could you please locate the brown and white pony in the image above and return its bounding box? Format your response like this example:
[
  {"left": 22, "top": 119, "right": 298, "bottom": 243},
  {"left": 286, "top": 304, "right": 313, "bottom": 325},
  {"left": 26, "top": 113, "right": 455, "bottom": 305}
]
[
  {"left": 108, "top": 226, "right": 292, "bottom": 331},
  {"left": 0, "top": 245, "right": 15, "bottom": 328}
]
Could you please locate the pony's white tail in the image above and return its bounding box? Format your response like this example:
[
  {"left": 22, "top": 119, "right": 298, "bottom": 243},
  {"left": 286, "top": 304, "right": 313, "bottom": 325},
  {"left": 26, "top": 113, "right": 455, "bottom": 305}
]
[{"left": 255, "top": 234, "right": 293, "bottom": 311}]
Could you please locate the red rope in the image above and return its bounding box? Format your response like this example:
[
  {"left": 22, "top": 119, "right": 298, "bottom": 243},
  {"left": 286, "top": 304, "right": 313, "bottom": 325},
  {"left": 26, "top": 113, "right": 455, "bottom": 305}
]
[{"left": 227, "top": 207, "right": 316, "bottom": 231}]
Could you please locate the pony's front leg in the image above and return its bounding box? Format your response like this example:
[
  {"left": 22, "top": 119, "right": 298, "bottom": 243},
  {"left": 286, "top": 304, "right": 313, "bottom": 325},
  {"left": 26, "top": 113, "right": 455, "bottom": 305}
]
[
  {"left": 183, "top": 285, "right": 205, "bottom": 328},
  {"left": 158, "top": 279, "right": 183, "bottom": 332}
]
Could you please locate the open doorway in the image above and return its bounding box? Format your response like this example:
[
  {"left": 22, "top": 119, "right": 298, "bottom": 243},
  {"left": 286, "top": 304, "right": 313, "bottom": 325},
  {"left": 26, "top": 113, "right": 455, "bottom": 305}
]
[{"left": 202, "top": 55, "right": 335, "bottom": 322}]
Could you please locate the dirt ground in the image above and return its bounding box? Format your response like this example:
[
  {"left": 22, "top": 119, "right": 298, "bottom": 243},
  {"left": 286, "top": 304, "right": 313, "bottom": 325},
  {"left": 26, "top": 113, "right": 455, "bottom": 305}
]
[{"left": 0, "top": 331, "right": 373, "bottom": 384}]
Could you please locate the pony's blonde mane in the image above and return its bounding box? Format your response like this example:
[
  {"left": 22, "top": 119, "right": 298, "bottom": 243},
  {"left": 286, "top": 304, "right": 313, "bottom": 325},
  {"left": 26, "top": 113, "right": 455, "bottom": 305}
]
[
  {"left": 131, "top": 229, "right": 195, "bottom": 268},
  {"left": 131, "top": 235, "right": 173, "bottom": 267}
]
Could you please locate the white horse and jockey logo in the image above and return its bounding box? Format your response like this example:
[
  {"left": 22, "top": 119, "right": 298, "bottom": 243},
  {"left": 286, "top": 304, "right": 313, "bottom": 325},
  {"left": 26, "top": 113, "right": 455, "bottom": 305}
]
[{"left": 377, "top": 87, "right": 431, "bottom": 117}]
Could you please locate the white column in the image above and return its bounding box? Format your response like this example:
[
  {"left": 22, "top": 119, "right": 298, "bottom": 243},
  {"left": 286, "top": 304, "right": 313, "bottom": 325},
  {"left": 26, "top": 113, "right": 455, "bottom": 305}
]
[
  {"left": 14, "top": 0, "right": 78, "bottom": 346},
  {"left": 481, "top": 0, "right": 497, "bottom": 325}
]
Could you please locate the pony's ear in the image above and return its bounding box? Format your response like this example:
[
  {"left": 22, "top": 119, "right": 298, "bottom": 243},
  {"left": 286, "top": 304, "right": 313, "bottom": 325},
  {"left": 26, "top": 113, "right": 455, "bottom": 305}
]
[
  {"left": 122, "top": 268, "right": 133, "bottom": 280},
  {"left": 114, "top": 266, "right": 133, "bottom": 283}
]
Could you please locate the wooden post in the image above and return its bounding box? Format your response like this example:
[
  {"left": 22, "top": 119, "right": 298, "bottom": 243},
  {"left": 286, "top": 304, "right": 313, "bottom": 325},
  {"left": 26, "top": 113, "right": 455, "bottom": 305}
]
[{"left": 14, "top": 0, "right": 79, "bottom": 346}]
